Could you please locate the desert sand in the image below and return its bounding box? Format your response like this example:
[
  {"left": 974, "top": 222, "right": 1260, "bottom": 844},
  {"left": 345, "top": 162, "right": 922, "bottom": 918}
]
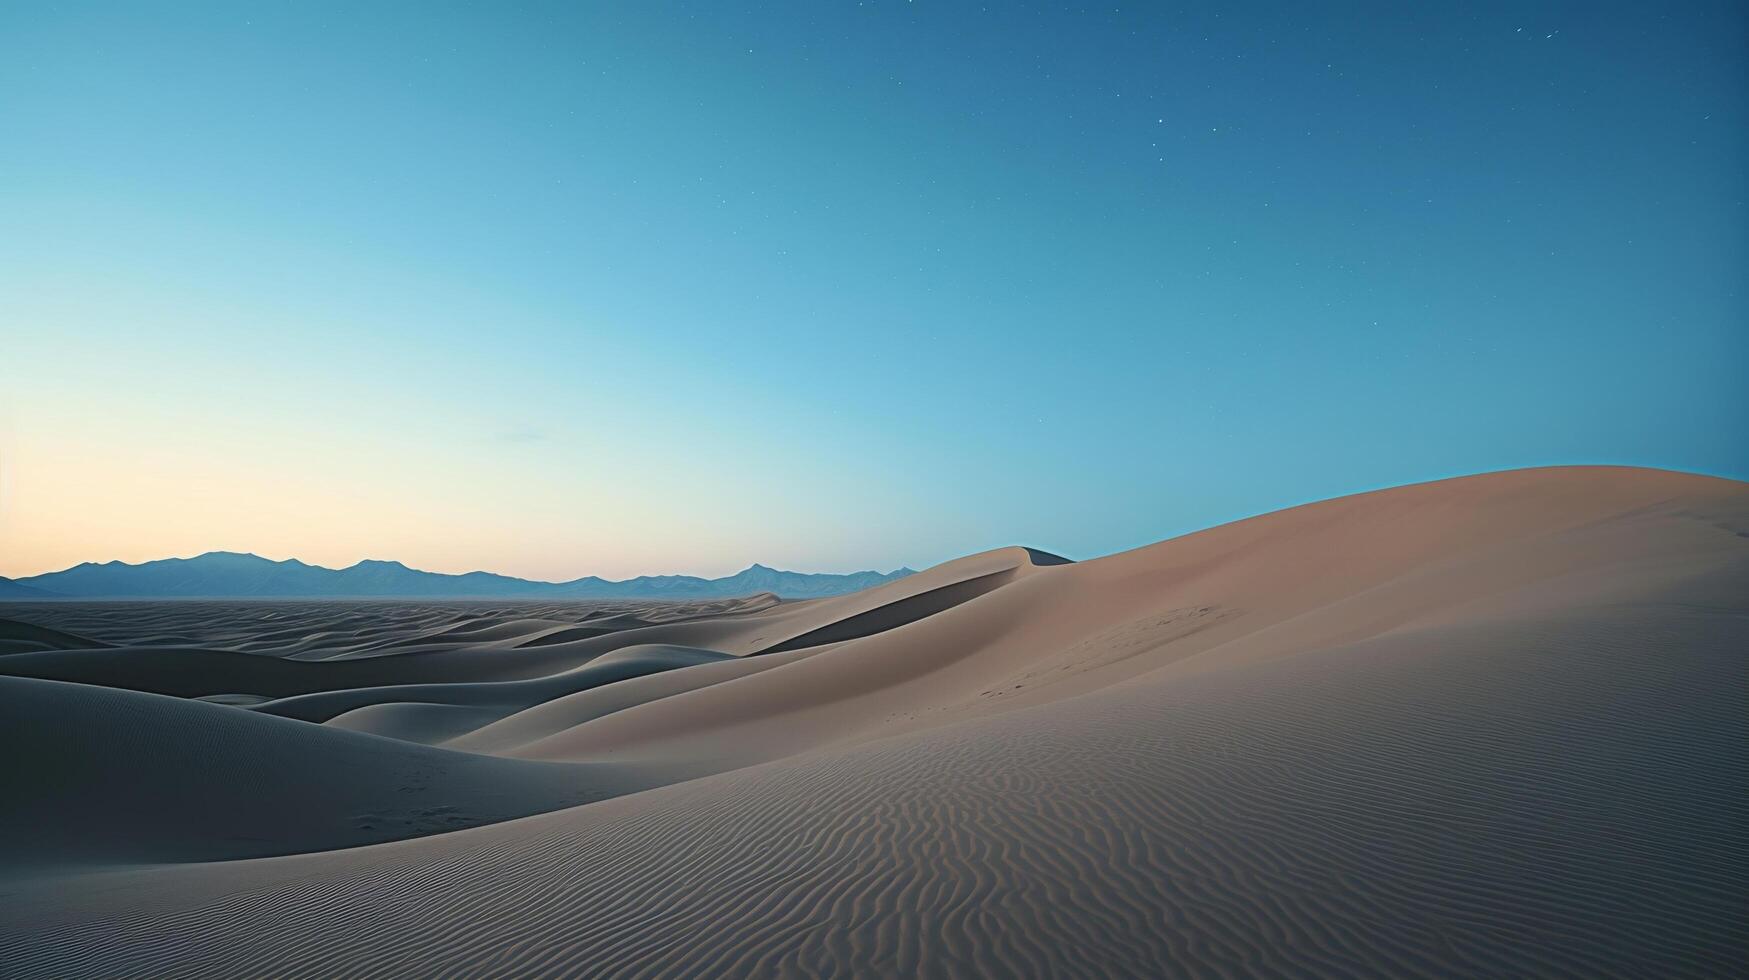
[{"left": 1, "top": 466, "right": 1744, "bottom": 977}]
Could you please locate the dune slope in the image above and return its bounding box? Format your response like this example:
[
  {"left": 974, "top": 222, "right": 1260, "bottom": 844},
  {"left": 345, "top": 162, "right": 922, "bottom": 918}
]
[{"left": 0, "top": 675, "right": 642, "bottom": 873}]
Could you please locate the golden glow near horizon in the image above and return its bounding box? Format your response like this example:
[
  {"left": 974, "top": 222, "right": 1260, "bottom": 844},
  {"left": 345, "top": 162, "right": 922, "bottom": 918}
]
[
  {"left": 0, "top": 430, "right": 887, "bottom": 580},
  {"left": 0, "top": 271, "right": 966, "bottom": 581},
  {"left": 0, "top": 360, "right": 921, "bottom": 581},
  {"left": 0, "top": 425, "right": 901, "bottom": 582},
  {"left": 0, "top": 284, "right": 970, "bottom": 583}
]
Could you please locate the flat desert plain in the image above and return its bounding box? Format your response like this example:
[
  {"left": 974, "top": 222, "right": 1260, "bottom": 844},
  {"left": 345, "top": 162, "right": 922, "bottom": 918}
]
[{"left": 1, "top": 466, "right": 1745, "bottom": 977}]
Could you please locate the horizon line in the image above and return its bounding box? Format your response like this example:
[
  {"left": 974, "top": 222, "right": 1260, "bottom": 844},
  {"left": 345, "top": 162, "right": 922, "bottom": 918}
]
[
  {"left": 7, "top": 464, "right": 1742, "bottom": 585},
  {"left": 5, "top": 549, "right": 922, "bottom": 586}
]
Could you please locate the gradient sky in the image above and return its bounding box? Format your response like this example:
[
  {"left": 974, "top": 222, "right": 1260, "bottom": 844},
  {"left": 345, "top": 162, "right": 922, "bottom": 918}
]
[{"left": 2, "top": 1, "right": 1744, "bottom": 581}]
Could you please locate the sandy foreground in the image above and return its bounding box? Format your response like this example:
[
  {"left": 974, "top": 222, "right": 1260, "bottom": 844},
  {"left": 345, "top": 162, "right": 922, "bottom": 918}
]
[{"left": 1, "top": 466, "right": 1744, "bottom": 977}]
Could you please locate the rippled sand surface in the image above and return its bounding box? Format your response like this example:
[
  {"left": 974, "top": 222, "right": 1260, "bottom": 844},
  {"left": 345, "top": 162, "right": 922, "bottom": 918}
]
[{"left": 3, "top": 467, "right": 1744, "bottom": 977}]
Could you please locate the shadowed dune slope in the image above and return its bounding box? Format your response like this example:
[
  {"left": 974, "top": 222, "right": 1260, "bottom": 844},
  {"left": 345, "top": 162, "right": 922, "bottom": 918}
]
[
  {"left": 0, "top": 676, "right": 646, "bottom": 874},
  {"left": 1, "top": 467, "right": 1745, "bottom": 977}
]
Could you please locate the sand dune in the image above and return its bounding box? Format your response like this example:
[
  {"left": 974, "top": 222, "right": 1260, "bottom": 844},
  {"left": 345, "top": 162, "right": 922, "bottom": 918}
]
[
  {"left": 0, "top": 675, "right": 647, "bottom": 873},
  {"left": 1, "top": 466, "right": 1744, "bottom": 976}
]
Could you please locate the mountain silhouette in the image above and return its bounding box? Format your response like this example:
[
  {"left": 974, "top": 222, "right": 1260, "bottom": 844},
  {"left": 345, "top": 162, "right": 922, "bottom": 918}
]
[
  {"left": 9, "top": 552, "right": 915, "bottom": 600},
  {"left": 0, "top": 576, "right": 55, "bottom": 599}
]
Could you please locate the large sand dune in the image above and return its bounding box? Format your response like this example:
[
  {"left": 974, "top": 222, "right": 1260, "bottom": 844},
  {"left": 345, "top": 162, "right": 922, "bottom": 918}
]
[{"left": 1, "top": 466, "right": 1744, "bottom": 976}]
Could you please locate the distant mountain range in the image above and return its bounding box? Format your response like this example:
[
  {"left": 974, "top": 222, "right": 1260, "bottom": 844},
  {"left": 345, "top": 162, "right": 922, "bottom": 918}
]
[{"left": 0, "top": 552, "right": 915, "bottom": 600}]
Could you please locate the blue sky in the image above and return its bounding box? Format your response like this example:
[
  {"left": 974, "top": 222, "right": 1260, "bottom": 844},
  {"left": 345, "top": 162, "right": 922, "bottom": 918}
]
[{"left": 1, "top": 1, "right": 1743, "bottom": 579}]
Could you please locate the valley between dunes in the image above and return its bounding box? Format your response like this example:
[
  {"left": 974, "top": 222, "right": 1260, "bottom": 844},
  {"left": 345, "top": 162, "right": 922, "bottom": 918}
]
[{"left": 2, "top": 466, "right": 1745, "bottom": 977}]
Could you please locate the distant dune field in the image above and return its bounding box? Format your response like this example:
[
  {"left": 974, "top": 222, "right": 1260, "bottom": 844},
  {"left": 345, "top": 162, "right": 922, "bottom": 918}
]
[{"left": 2, "top": 466, "right": 1745, "bottom": 977}]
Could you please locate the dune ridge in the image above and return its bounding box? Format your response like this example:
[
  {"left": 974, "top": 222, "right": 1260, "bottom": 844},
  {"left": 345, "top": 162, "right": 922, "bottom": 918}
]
[{"left": 1, "top": 466, "right": 1744, "bottom": 977}]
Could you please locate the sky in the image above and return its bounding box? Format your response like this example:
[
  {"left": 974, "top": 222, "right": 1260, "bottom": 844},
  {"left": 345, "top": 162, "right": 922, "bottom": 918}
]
[{"left": 1, "top": 1, "right": 1744, "bottom": 581}]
